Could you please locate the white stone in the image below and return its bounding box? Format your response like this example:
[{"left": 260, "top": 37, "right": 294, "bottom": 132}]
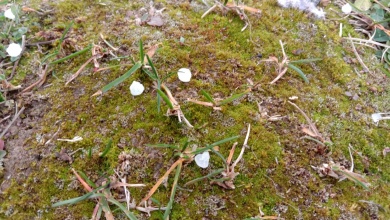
[
  {"left": 341, "top": 4, "right": 352, "bottom": 14},
  {"left": 195, "top": 151, "right": 210, "bottom": 168},
  {"left": 129, "top": 81, "right": 145, "bottom": 96},
  {"left": 177, "top": 68, "right": 192, "bottom": 82},
  {"left": 6, "top": 43, "right": 22, "bottom": 57},
  {"left": 4, "top": 9, "right": 15, "bottom": 20}
]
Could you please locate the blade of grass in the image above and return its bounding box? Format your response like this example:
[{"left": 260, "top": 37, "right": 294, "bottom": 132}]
[
  {"left": 180, "top": 139, "right": 190, "bottom": 152},
  {"left": 51, "top": 184, "right": 108, "bottom": 207},
  {"left": 50, "top": 44, "right": 93, "bottom": 65},
  {"left": 95, "top": 62, "right": 142, "bottom": 95},
  {"left": 157, "top": 89, "right": 174, "bottom": 109},
  {"left": 201, "top": 90, "right": 215, "bottom": 104},
  {"left": 58, "top": 22, "right": 74, "bottom": 50},
  {"left": 332, "top": 166, "right": 370, "bottom": 189},
  {"left": 146, "top": 55, "right": 159, "bottom": 80},
  {"left": 78, "top": 171, "right": 97, "bottom": 188},
  {"left": 210, "top": 148, "right": 227, "bottom": 168},
  {"left": 163, "top": 162, "right": 182, "bottom": 219},
  {"left": 191, "top": 135, "right": 240, "bottom": 155},
  {"left": 184, "top": 168, "right": 225, "bottom": 186},
  {"left": 146, "top": 143, "right": 179, "bottom": 150},
  {"left": 99, "top": 139, "right": 112, "bottom": 158},
  {"left": 107, "top": 198, "right": 138, "bottom": 220},
  {"left": 219, "top": 91, "right": 249, "bottom": 106},
  {"left": 289, "top": 58, "right": 321, "bottom": 64},
  {"left": 287, "top": 63, "right": 309, "bottom": 83},
  {"left": 139, "top": 39, "right": 145, "bottom": 64}
]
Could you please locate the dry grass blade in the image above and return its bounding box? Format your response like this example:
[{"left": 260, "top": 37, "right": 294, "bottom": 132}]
[
  {"left": 20, "top": 65, "right": 50, "bottom": 94},
  {"left": 139, "top": 158, "right": 184, "bottom": 205},
  {"left": 65, "top": 56, "right": 94, "bottom": 85},
  {"left": 288, "top": 101, "right": 323, "bottom": 141},
  {"left": 72, "top": 168, "right": 93, "bottom": 192}
]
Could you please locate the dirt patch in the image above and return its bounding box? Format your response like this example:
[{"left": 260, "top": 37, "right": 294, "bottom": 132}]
[{"left": 0, "top": 93, "right": 50, "bottom": 192}]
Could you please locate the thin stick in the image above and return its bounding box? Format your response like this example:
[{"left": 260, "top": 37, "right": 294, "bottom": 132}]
[
  {"left": 0, "top": 106, "right": 25, "bottom": 138},
  {"left": 348, "top": 34, "right": 371, "bottom": 75}
]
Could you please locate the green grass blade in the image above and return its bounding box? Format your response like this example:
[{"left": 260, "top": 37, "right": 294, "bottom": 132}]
[
  {"left": 163, "top": 162, "right": 182, "bottom": 219},
  {"left": 101, "top": 62, "right": 142, "bottom": 93},
  {"left": 287, "top": 63, "right": 309, "bottom": 83},
  {"left": 192, "top": 135, "right": 239, "bottom": 155},
  {"left": 146, "top": 144, "right": 179, "bottom": 150},
  {"left": 332, "top": 166, "right": 370, "bottom": 189},
  {"left": 99, "top": 139, "right": 112, "bottom": 158},
  {"left": 180, "top": 139, "right": 190, "bottom": 152},
  {"left": 146, "top": 55, "right": 159, "bottom": 80},
  {"left": 157, "top": 79, "right": 161, "bottom": 113},
  {"left": 52, "top": 191, "right": 95, "bottom": 207},
  {"left": 184, "top": 168, "right": 225, "bottom": 186},
  {"left": 50, "top": 44, "right": 93, "bottom": 65},
  {"left": 52, "top": 184, "right": 109, "bottom": 208},
  {"left": 107, "top": 198, "right": 138, "bottom": 220},
  {"left": 143, "top": 69, "right": 157, "bottom": 81},
  {"left": 57, "top": 22, "right": 74, "bottom": 50},
  {"left": 0, "top": 92, "right": 5, "bottom": 102},
  {"left": 289, "top": 58, "right": 321, "bottom": 64},
  {"left": 219, "top": 91, "right": 248, "bottom": 106},
  {"left": 201, "top": 90, "right": 215, "bottom": 104},
  {"left": 157, "top": 89, "right": 174, "bottom": 109},
  {"left": 208, "top": 135, "right": 240, "bottom": 148},
  {"left": 210, "top": 148, "right": 227, "bottom": 168},
  {"left": 78, "top": 171, "right": 97, "bottom": 188},
  {"left": 139, "top": 39, "right": 145, "bottom": 64}
]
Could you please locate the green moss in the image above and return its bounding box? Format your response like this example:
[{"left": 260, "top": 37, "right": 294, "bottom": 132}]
[{"left": 1, "top": 0, "right": 389, "bottom": 219}]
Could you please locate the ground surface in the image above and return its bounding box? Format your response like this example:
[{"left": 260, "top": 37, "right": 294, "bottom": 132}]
[{"left": 0, "top": 0, "right": 389, "bottom": 219}]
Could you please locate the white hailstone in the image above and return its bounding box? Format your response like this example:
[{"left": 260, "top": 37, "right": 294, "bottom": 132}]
[
  {"left": 341, "top": 4, "right": 352, "bottom": 14},
  {"left": 177, "top": 68, "right": 192, "bottom": 82},
  {"left": 4, "top": 8, "right": 15, "bottom": 20},
  {"left": 129, "top": 81, "right": 145, "bottom": 96},
  {"left": 195, "top": 151, "right": 210, "bottom": 168},
  {"left": 6, "top": 43, "right": 22, "bottom": 57},
  {"left": 371, "top": 113, "right": 381, "bottom": 123}
]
